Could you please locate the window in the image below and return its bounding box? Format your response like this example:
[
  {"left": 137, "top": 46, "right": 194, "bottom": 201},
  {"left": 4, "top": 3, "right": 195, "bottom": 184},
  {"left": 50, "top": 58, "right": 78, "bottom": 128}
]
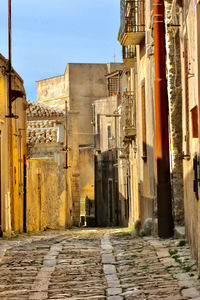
[
  {"left": 107, "top": 75, "right": 120, "bottom": 96},
  {"left": 141, "top": 79, "right": 147, "bottom": 159},
  {"left": 107, "top": 125, "right": 112, "bottom": 149},
  {"left": 95, "top": 114, "right": 100, "bottom": 149},
  {"left": 191, "top": 105, "right": 198, "bottom": 138}
]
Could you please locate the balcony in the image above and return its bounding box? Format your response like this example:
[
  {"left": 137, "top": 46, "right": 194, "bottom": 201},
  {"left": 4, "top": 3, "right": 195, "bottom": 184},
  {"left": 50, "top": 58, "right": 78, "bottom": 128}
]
[
  {"left": 123, "top": 45, "right": 136, "bottom": 72},
  {"left": 121, "top": 92, "right": 136, "bottom": 142},
  {"left": 119, "top": 0, "right": 145, "bottom": 46}
]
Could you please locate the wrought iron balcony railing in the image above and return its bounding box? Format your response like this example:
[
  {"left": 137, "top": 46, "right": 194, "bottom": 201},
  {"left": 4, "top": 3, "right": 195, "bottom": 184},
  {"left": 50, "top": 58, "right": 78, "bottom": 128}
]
[
  {"left": 121, "top": 91, "right": 136, "bottom": 141},
  {"left": 120, "top": 0, "right": 145, "bottom": 45},
  {"left": 123, "top": 45, "right": 136, "bottom": 60}
]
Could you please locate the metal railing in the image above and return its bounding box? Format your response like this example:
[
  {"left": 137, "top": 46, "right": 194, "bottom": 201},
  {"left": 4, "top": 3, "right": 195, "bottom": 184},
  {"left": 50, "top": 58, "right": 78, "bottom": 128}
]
[
  {"left": 120, "top": 0, "right": 145, "bottom": 40},
  {"left": 121, "top": 91, "right": 136, "bottom": 131},
  {"left": 123, "top": 45, "right": 136, "bottom": 59}
]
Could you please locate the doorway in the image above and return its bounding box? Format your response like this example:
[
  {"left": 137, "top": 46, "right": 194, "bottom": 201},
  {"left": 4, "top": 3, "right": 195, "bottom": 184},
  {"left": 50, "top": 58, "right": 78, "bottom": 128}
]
[{"left": 108, "top": 179, "right": 113, "bottom": 224}]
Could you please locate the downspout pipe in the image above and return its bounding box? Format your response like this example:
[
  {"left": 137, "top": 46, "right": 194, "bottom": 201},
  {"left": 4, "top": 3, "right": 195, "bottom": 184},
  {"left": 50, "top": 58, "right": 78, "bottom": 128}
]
[
  {"left": 8, "top": 0, "right": 12, "bottom": 117},
  {"left": 153, "top": 0, "right": 174, "bottom": 237},
  {"left": 8, "top": 0, "right": 14, "bottom": 231}
]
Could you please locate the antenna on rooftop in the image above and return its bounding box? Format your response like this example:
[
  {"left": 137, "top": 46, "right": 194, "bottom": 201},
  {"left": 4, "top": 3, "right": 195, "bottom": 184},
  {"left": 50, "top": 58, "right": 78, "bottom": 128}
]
[{"left": 112, "top": 53, "right": 116, "bottom": 63}]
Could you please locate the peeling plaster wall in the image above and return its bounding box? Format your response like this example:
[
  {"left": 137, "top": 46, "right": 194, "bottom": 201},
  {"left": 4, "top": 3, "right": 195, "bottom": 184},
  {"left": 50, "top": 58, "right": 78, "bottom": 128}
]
[{"left": 26, "top": 159, "right": 66, "bottom": 231}]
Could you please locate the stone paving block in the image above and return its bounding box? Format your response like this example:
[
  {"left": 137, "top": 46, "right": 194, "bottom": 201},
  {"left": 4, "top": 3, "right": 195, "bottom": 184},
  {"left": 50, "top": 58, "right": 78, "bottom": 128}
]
[
  {"left": 178, "top": 280, "right": 194, "bottom": 288},
  {"left": 101, "top": 249, "right": 113, "bottom": 255},
  {"left": 150, "top": 296, "right": 182, "bottom": 300},
  {"left": 101, "top": 243, "right": 112, "bottom": 249},
  {"left": 160, "top": 256, "right": 176, "bottom": 265},
  {"left": 120, "top": 289, "right": 142, "bottom": 297},
  {"left": 107, "top": 280, "right": 121, "bottom": 288},
  {"left": 31, "top": 280, "right": 49, "bottom": 291},
  {"left": 105, "top": 274, "right": 118, "bottom": 282},
  {"left": 107, "top": 296, "right": 123, "bottom": 300},
  {"left": 107, "top": 287, "right": 122, "bottom": 296},
  {"left": 156, "top": 249, "right": 171, "bottom": 258},
  {"left": 176, "top": 273, "right": 191, "bottom": 281},
  {"left": 29, "top": 291, "right": 48, "bottom": 299},
  {"left": 103, "top": 264, "right": 116, "bottom": 275},
  {"left": 181, "top": 287, "right": 200, "bottom": 299},
  {"left": 43, "top": 259, "right": 56, "bottom": 267},
  {"left": 102, "top": 254, "right": 115, "bottom": 264}
]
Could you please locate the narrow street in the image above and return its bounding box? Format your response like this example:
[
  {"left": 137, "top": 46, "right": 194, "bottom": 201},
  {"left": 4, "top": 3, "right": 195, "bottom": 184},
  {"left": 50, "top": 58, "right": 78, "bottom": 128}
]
[{"left": 0, "top": 228, "right": 199, "bottom": 300}]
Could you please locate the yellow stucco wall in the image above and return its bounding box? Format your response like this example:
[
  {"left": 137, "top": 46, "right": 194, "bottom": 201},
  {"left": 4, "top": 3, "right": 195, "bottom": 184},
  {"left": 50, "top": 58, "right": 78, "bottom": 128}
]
[
  {"left": 0, "top": 53, "right": 27, "bottom": 235},
  {"left": 26, "top": 159, "right": 66, "bottom": 232}
]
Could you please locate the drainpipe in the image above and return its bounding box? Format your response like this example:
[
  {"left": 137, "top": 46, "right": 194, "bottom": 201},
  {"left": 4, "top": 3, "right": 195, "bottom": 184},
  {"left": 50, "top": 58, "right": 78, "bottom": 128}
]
[
  {"left": 153, "top": 0, "right": 174, "bottom": 237},
  {"left": 8, "top": 0, "right": 12, "bottom": 117},
  {"left": 8, "top": 0, "right": 14, "bottom": 231},
  {"left": 65, "top": 104, "right": 68, "bottom": 169}
]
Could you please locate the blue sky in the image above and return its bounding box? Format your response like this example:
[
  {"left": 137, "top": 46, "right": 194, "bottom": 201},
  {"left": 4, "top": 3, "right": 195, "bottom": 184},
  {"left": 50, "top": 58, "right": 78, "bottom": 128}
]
[{"left": 0, "top": 0, "right": 122, "bottom": 101}]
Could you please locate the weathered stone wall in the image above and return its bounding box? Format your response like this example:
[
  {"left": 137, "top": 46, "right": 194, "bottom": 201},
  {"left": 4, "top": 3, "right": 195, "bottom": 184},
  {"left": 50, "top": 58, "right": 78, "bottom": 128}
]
[
  {"left": 37, "top": 75, "right": 68, "bottom": 110},
  {"left": 79, "top": 147, "right": 94, "bottom": 220},
  {"left": 37, "top": 63, "right": 124, "bottom": 226},
  {"left": 165, "top": 1, "right": 184, "bottom": 225},
  {"left": 68, "top": 63, "right": 111, "bottom": 146},
  {"left": 26, "top": 159, "right": 66, "bottom": 232}
]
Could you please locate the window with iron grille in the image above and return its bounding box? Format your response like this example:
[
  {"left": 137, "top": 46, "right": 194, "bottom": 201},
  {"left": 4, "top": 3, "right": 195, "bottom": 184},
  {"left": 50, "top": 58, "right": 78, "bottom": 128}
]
[
  {"left": 123, "top": 45, "right": 136, "bottom": 59},
  {"left": 107, "top": 76, "right": 120, "bottom": 96}
]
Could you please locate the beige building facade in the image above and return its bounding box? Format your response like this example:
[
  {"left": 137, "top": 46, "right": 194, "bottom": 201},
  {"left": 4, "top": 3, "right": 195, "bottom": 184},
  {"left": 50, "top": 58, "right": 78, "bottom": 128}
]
[
  {"left": 117, "top": 0, "right": 185, "bottom": 233},
  {"left": 118, "top": 0, "right": 157, "bottom": 229},
  {"left": 117, "top": 0, "right": 200, "bottom": 272},
  {"left": 178, "top": 0, "right": 200, "bottom": 268},
  {"left": 37, "top": 63, "right": 123, "bottom": 225}
]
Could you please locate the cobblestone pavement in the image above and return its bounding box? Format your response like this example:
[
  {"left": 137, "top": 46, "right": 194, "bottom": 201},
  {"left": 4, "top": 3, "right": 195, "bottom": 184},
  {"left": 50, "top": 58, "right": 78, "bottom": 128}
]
[{"left": 0, "top": 228, "right": 199, "bottom": 299}]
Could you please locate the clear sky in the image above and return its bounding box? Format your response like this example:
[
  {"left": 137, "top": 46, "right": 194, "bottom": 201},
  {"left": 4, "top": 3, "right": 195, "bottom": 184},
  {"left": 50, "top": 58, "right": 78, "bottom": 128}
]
[{"left": 0, "top": 0, "right": 122, "bottom": 101}]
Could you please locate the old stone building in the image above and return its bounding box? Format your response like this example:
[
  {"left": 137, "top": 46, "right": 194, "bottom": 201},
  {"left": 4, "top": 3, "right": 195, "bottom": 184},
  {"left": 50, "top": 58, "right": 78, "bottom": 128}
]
[
  {"left": 36, "top": 63, "right": 123, "bottom": 225},
  {"left": 165, "top": 0, "right": 184, "bottom": 226},
  {"left": 0, "top": 53, "right": 27, "bottom": 235},
  {"left": 94, "top": 94, "right": 121, "bottom": 227},
  {"left": 116, "top": 0, "right": 200, "bottom": 271},
  {"left": 117, "top": 0, "right": 185, "bottom": 235},
  {"left": 118, "top": 0, "right": 157, "bottom": 229},
  {"left": 93, "top": 64, "right": 130, "bottom": 227},
  {"left": 178, "top": 0, "right": 200, "bottom": 269},
  {"left": 26, "top": 101, "right": 71, "bottom": 231}
]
